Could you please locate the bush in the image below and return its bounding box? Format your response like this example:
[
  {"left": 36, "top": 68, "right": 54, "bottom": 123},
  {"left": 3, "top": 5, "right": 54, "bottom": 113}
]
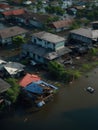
[
  {"left": 48, "top": 61, "right": 82, "bottom": 82},
  {"left": 89, "top": 48, "right": 98, "bottom": 56},
  {"left": 6, "top": 78, "right": 20, "bottom": 103}
]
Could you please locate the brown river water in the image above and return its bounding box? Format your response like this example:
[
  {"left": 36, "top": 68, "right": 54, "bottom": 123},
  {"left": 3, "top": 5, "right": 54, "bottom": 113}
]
[{"left": 1, "top": 67, "right": 98, "bottom": 130}]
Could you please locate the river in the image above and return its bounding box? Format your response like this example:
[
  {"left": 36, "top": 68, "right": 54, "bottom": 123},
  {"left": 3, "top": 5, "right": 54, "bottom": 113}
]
[{"left": 1, "top": 68, "right": 98, "bottom": 130}]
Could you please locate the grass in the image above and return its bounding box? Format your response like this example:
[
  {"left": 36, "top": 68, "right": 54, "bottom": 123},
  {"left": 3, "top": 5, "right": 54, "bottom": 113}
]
[{"left": 81, "top": 61, "right": 98, "bottom": 72}]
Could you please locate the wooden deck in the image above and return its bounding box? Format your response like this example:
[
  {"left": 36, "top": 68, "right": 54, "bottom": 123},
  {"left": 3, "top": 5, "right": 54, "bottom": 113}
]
[{"left": 35, "top": 93, "right": 54, "bottom": 104}]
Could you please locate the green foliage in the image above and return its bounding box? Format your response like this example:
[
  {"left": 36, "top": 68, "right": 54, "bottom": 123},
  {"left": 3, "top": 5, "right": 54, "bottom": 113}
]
[
  {"left": 45, "top": 5, "right": 65, "bottom": 15},
  {"left": 0, "top": 103, "right": 5, "bottom": 111},
  {"left": 92, "top": 61, "right": 98, "bottom": 66},
  {"left": 46, "top": 16, "right": 59, "bottom": 24},
  {"left": 65, "top": 69, "right": 82, "bottom": 79},
  {"left": 58, "top": 0, "right": 63, "bottom": 5},
  {"left": 21, "top": 59, "right": 29, "bottom": 65},
  {"left": 70, "top": 20, "right": 81, "bottom": 29},
  {"left": 76, "top": 5, "right": 98, "bottom": 21},
  {"left": 82, "top": 61, "right": 98, "bottom": 72},
  {"left": 48, "top": 61, "right": 82, "bottom": 82},
  {"left": 36, "top": 0, "right": 43, "bottom": 10},
  {"left": 13, "top": 36, "right": 26, "bottom": 48},
  {"left": 82, "top": 64, "right": 91, "bottom": 70},
  {"left": 6, "top": 78, "right": 20, "bottom": 103},
  {"left": 48, "top": 61, "right": 65, "bottom": 80},
  {"left": 89, "top": 48, "right": 98, "bottom": 56}
]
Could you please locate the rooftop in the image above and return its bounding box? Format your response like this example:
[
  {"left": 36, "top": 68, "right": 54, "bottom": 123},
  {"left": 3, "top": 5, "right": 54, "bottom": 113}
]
[
  {"left": 70, "top": 28, "right": 98, "bottom": 39},
  {"left": 0, "top": 26, "right": 28, "bottom": 38},
  {"left": 4, "top": 62, "right": 25, "bottom": 75},
  {"left": 52, "top": 19, "right": 74, "bottom": 29},
  {"left": 19, "top": 73, "right": 41, "bottom": 87},
  {"left": 24, "top": 80, "right": 58, "bottom": 94},
  {"left": 15, "top": 12, "right": 54, "bottom": 23},
  {"left": 32, "top": 31, "right": 65, "bottom": 44},
  {"left": 2, "top": 8, "right": 25, "bottom": 16}
]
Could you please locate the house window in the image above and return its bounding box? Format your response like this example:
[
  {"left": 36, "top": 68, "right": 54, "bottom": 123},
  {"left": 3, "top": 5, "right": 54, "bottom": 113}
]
[
  {"left": 37, "top": 55, "right": 41, "bottom": 59},
  {"left": 53, "top": 44, "right": 55, "bottom": 50},
  {"left": 34, "top": 38, "right": 36, "bottom": 43},
  {"left": 33, "top": 53, "right": 35, "bottom": 58}
]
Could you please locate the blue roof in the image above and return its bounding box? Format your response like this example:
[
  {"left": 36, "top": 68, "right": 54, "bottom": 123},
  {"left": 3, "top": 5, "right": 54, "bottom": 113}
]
[
  {"left": 24, "top": 82, "right": 43, "bottom": 94},
  {"left": 24, "top": 80, "right": 58, "bottom": 94},
  {"left": 36, "top": 80, "right": 58, "bottom": 90}
]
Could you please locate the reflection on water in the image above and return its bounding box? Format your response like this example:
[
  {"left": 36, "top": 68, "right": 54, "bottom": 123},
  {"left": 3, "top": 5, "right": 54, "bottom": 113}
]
[{"left": 1, "top": 68, "right": 98, "bottom": 130}]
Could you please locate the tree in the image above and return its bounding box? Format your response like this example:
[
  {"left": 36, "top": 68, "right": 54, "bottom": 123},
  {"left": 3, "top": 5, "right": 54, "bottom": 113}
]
[
  {"left": 58, "top": 0, "right": 63, "bottom": 6},
  {"left": 45, "top": 5, "right": 65, "bottom": 15},
  {"left": 70, "top": 20, "right": 81, "bottom": 29},
  {"left": 66, "top": 69, "right": 82, "bottom": 81},
  {"left": 48, "top": 61, "right": 82, "bottom": 82},
  {"left": 48, "top": 61, "right": 65, "bottom": 80},
  {"left": 36, "top": 0, "right": 43, "bottom": 11},
  {"left": 6, "top": 78, "right": 20, "bottom": 103},
  {"left": 13, "top": 35, "right": 26, "bottom": 48},
  {"left": 46, "top": 16, "right": 59, "bottom": 24}
]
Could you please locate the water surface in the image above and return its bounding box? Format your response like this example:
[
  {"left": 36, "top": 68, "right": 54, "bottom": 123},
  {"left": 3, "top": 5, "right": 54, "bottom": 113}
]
[{"left": 1, "top": 68, "right": 98, "bottom": 130}]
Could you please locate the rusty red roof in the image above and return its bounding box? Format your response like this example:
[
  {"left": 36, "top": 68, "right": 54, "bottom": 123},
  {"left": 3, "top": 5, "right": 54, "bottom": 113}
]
[
  {"left": 0, "top": 26, "right": 28, "bottom": 39},
  {"left": 0, "top": 3, "right": 10, "bottom": 9},
  {"left": 2, "top": 8, "right": 25, "bottom": 16},
  {"left": 19, "top": 73, "right": 41, "bottom": 87},
  {"left": 52, "top": 19, "right": 74, "bottom": 29},
  {"left": 2, "top": 10, "right": 12, "bottom": 16},
  {"left": 15, "top": 12, "right": 54, "bottom": 23}
]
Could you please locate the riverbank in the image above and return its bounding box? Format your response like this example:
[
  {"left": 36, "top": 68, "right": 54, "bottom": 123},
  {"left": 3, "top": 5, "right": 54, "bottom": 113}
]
[
  {"left": 0, "top": 44, "right": 98, "bottom": 114},
  {"left": 1, "top": 45, "right": 98, "bottom": 87},
  {"left": 1, "top": 46, "right": 98, "bottom": 130},
  {"left": 0, "top": 66, "right": 98, "bottom": 130}
]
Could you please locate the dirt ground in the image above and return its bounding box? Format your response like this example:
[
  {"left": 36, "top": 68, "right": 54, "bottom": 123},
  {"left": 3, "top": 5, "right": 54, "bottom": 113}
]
[{"left": 0, "top": 47, "right": 20, "bottom": 59}]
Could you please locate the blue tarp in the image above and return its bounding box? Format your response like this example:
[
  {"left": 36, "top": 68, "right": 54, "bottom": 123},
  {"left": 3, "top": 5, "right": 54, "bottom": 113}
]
[
  {"left": 24, "top": 82, "right": 43, "bottom": 94},
  {"left": 36, "top": 80, "right": 58, "bottom": 90},
  {"left": 24, "top": 80, "right": 58, "bottom": 94}
]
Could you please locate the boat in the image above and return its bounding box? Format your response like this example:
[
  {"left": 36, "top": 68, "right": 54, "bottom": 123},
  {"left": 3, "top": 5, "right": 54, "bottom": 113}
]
[{"left": 86, "top": 87, "right": 95, "bottom": 93}]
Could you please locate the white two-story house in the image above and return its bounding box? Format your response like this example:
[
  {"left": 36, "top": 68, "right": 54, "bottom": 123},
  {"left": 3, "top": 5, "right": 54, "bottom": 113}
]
[{"left": 21, "top": 31, "right": 71, "bottom": 64}]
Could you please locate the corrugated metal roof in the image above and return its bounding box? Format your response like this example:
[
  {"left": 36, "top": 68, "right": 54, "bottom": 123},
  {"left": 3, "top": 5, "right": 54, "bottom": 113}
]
[
  {"left": 52, "top": 19, "right": 73, "bottom": 29},
  {"left": 0, "top": 26, "right": 28, "bottom": 38},
  {"left": 70, "top": 28, "right": 98, "bottom": 39},
  {"left": 2, "top": 8, "right": 25, "bottom": 16},
  {"left": 4, "top": 62, "right": 25, "bottom": 75},
  {"left": 32, "top": 31, "right": 65, "bottom": 44},
  {"left": 15, "top": 12, "right": 54, "bottom": 23},
  {"left": 19, "top": 73, "right": 41, "bottom": 87}
]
